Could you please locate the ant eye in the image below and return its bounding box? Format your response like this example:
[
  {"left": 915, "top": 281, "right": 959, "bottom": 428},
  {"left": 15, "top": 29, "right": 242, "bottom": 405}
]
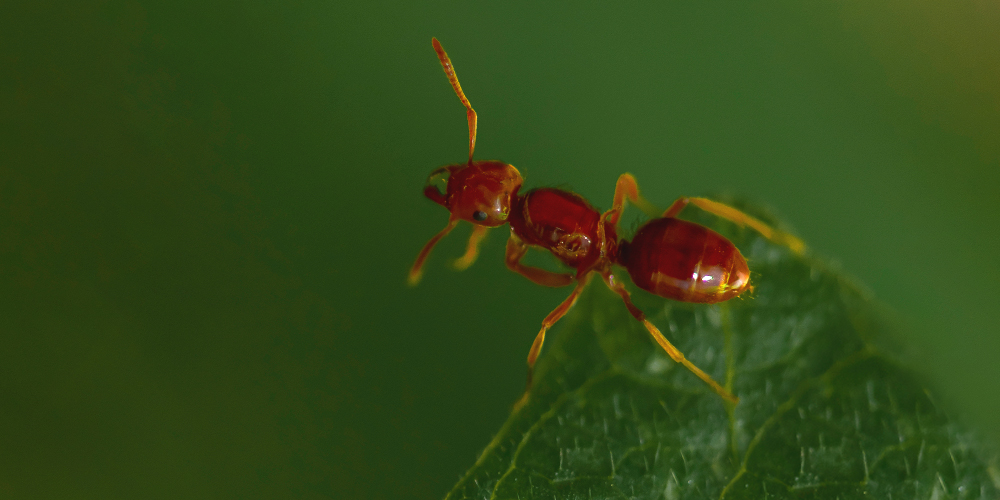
[{"left": 473, "top": 210, "right": 487, "bottom": 222}]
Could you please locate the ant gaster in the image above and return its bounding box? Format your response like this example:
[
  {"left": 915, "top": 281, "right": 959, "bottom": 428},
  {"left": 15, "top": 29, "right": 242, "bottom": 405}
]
[{"left": 410, "top": 38, "right": 805, "bottom": 406}]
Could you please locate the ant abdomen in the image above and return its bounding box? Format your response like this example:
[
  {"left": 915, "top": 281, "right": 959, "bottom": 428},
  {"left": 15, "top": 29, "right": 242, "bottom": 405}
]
[{"left": 618, "top": 218, "right": 750, "bottom": 304}]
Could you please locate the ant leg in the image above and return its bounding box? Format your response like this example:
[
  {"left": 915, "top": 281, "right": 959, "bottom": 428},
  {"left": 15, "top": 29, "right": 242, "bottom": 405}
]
[
  {"left": 604, "top": 173, "right": 659, "bottom": 226},
  {"left": 408, "top": 217, "right": 459, "bottom": 286},
  {"left": 663, "top": 197, "right": 805, "bottom": 254},
  {"left": 432, "top": 37, "right": 478, "bottom": 164},
  {"left": 514, "top": 274, "right": 592, "bottom": 411},
  {"left": 504, "top": 235, "right": 575, "bottom": 288},
  {"left": 452, "top": 224, "right": 489, "bottom": 270},
  {"left": 526, "top": 274, "right": 592, "bottom": 371},
  {"left": 599, "top": 271, "right": 739, "bottom": 405}
]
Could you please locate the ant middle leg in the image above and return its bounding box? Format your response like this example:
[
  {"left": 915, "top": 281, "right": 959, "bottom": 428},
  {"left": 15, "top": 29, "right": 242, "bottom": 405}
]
[
  {"left": 513, "top": 273, "right": 592, "bottom": 412},
  {"left": 663, "top": 197, "right": 805, "bottom": 254},
  {"left": 604, "top": 173, "right": 659, "bottom": 227},
  {"left": 524, "top": 274, "right": 592, "bottom": 379},
  {"left": 599, "top": 270, "right": 739, "bottom": 405}
]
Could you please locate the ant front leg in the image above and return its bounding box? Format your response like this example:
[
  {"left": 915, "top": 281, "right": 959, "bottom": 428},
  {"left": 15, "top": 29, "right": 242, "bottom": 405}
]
[
  {"left": 408, "top": 217, "right": 459, "bottom": 286},
  {"left": 452, "top": 224, "right": 489, "bottom": 271},
  {"left": 599, "top": 270, "right": 739, "bottom": 405},
  {"left": 664, "top": 197, "right": 806, "bottom": 254},
  {"left": 504, "top": 235, "right": 575, "bottom": 288}
]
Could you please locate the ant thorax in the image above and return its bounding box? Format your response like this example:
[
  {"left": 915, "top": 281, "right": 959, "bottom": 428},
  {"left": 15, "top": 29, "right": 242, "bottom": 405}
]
[{"left": 510, "top": 188, "right": 603, "bottom": 271}]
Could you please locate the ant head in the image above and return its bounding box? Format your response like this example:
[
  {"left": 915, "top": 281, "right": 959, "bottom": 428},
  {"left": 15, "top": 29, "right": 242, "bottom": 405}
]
[{"left": 423, "top": 160, "right": 523, "bottom": 227}]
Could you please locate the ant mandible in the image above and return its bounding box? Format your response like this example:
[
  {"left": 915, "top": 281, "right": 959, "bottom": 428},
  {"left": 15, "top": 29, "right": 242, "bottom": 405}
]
[{"left": 409, "top": 37, "right": 806, "bottom": 405}]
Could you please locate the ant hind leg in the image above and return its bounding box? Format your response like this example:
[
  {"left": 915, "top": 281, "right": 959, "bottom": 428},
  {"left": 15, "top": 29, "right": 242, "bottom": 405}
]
[
  {"left": 600, "top": 270, "right": 739, "bottom": 405},
  {"left": 664, "top": 197, "right": 805, "bottom": 255}
]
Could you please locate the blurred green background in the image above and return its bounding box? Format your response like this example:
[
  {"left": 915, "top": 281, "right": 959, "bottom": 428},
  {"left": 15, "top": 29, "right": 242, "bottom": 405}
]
[{"left": 1, "top": 0, "right": 998, "bottom": 498}]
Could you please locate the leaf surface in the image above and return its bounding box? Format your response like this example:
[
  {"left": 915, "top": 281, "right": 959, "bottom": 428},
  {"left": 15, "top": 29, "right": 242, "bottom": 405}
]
[{"left": 445, "top": 203, "right": 999, "bottom": 500}]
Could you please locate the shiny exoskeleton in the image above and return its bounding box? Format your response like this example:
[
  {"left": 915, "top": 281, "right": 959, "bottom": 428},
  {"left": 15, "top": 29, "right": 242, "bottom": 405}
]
[
  {"left": 618, "top": 218, "right": 750, "bottom": 304},
  {"left": 409, "top": 38, "right": 806, "bottom": 406}
]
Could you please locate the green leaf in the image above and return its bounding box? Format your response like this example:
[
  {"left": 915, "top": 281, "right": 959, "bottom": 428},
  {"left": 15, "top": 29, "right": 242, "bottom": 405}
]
[{"left": 445, "top": 202, "right": 1000, "bottom": 500}]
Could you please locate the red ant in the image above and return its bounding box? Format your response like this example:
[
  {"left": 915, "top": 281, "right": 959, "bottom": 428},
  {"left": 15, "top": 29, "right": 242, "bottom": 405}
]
[{"left": 410, "top": 38, "right": 805, "bottom": 405}]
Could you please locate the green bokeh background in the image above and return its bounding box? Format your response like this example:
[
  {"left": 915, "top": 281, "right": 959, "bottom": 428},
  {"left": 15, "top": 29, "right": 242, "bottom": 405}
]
[{"left": 2, "top": 1, "right": 998, "bottom": 498}]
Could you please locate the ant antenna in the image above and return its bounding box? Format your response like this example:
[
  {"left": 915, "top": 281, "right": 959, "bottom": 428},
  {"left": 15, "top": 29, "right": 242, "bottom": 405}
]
[{"left": 432, "top": 37, "right": 477, "bottom": 165}]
